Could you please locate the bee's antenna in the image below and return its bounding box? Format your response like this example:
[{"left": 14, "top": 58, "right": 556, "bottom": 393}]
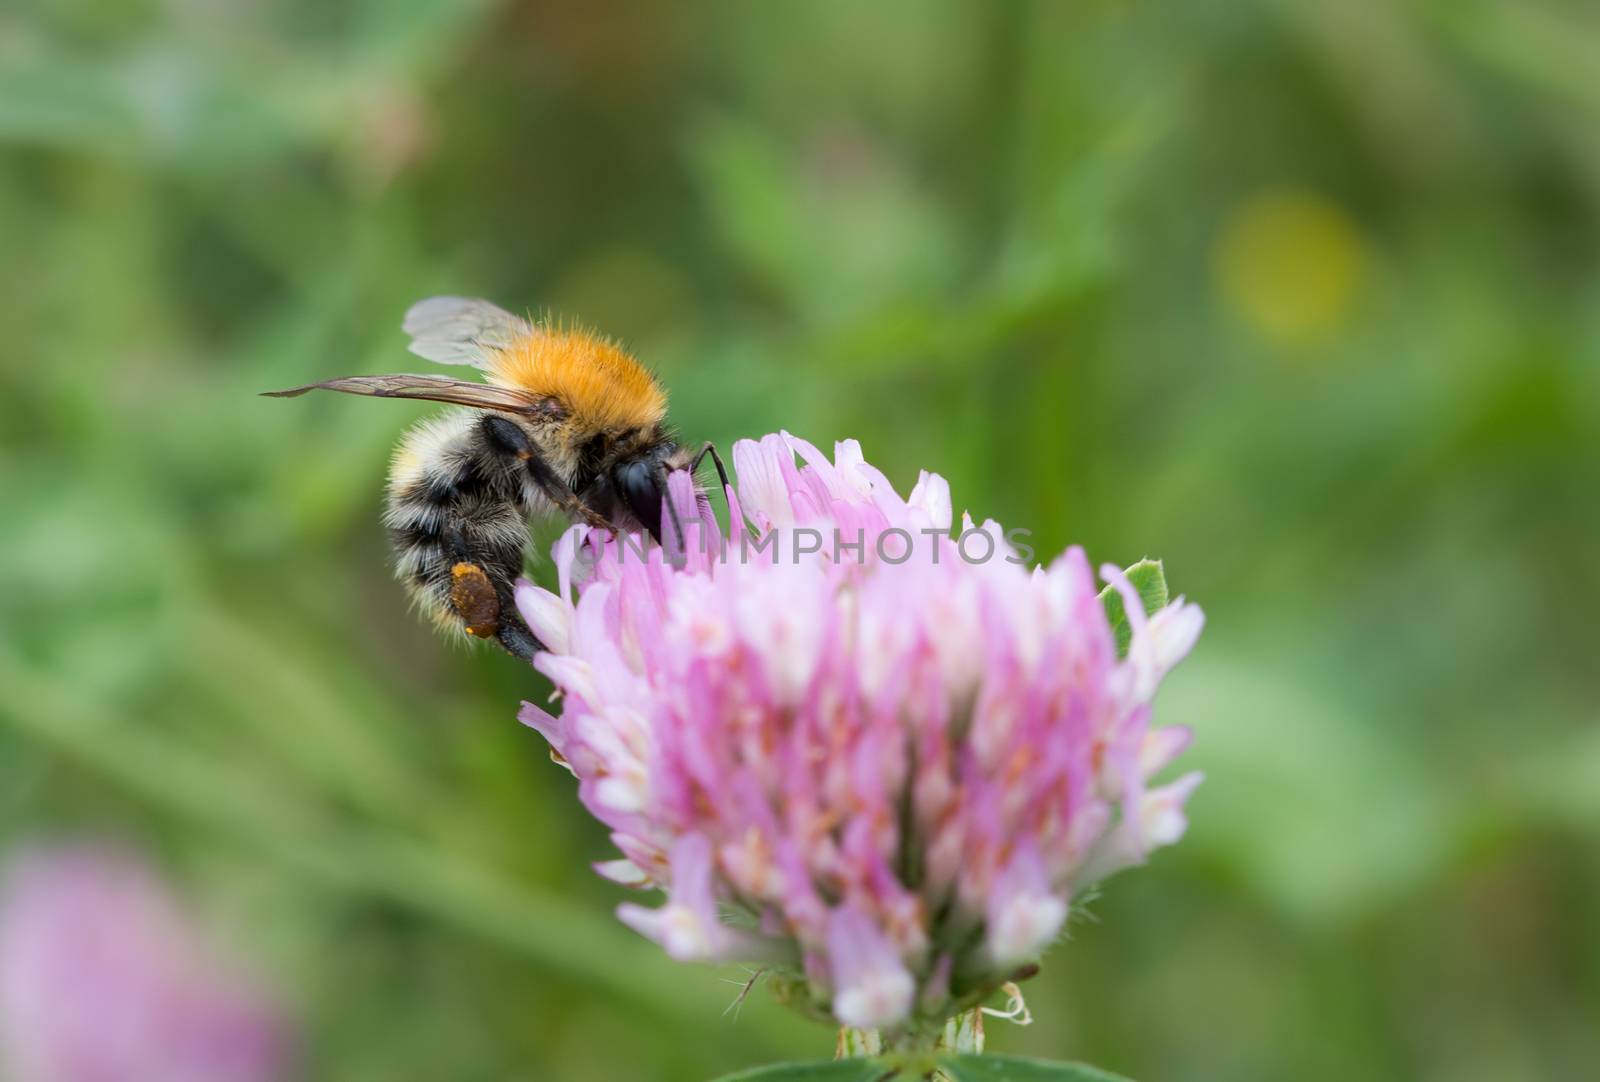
[{"left": 690, "top": 441, "right": 749, "bottom": 540}]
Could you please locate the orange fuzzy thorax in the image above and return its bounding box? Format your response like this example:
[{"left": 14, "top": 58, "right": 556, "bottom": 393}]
[{"left": 485, "top": 326, "right": 666, "bottom": 434}]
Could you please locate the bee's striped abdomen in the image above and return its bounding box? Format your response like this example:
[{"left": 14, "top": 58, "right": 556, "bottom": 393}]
[{"left": 383, "top": 412, "right": 542, "bottom": 636}]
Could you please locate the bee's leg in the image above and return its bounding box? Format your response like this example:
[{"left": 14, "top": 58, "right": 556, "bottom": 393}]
[
  {"left": 443, "top": 526, "right": 543, "bottom": 664},
  {"left": 481, "top": 415, "right": 610, "bottom": 530},
  {"left": 493, "top": 619, "right": 542, "bottom": 666},
  {"left": 689, "top": 441, "right": 731, "bottom": 496},
  {"left": 690, "top": 441, "right": 749, "bottom": 540},
  {"left": 657, "top": 442, "right": 729, "bottom": 563}
]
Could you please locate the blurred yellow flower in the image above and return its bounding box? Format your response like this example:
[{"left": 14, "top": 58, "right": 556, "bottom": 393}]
[{"left": 1213, "top": 189, "right": 1368, "bottom": 346}]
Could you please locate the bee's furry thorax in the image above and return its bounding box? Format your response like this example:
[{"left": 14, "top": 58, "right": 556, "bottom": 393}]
[{"left": 484, "top": 325, "right": 667, "bottom": 436}]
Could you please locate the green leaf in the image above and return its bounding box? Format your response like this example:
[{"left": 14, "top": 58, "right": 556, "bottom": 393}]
[
  {"left": 708, "top": 1060, "right": 889, "bottom": 1082},
  {"left": 1098, "top": 558, "right": 1169, "bottom": 657},
  {"left": 938, "top": 1054, "right": 1135, "bottom": 1082}
]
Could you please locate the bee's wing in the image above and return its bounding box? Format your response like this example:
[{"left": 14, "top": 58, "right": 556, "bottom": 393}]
[
  {"left": 262, "top": 374, "right": 561, "bottom": 417},
  {"left": 401, "top": 296, "right": 533, "bottom": 368}
]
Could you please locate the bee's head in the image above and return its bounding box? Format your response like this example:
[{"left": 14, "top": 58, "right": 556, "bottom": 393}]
[
  {"left": 615, "top": 456, "right": 666, "bottom": 542},
  {"left": 612, "top": 443, "right": 695, "bottom": 544}
]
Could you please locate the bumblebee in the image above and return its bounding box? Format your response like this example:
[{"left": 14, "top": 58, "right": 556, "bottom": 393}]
[{"left": 266, "top": 297, "right": 725, "bottom": 662}]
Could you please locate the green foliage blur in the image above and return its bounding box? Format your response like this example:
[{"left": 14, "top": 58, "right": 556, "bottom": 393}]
[{"left": 3, "top": 1, "right": 1598, "bottom": 1079}]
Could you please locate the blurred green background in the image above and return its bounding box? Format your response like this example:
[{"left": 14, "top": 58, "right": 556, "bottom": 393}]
[{"left": 3, "top": 1, "right": 1599, "bottom": 1079}]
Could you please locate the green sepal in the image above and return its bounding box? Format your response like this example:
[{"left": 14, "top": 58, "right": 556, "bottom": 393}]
[{"left": 1098, "top": 558, "right": 1168, "bottom": 657}]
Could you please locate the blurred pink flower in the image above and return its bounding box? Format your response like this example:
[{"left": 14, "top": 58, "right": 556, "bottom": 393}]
[
  {"left": 518, "top": 432, "right": 1203, "bottom": 1030},
  {"left": 0, "top": 844, "right": 294, "bottom": 1082}
]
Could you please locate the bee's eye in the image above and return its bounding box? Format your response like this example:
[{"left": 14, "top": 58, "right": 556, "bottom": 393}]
[{"left": 617, "top": 460, "right": 663, "bottom": 541}]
